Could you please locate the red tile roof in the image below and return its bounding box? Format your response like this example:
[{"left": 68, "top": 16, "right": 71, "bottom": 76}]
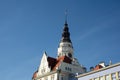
[
  {"left": 32, "top": 70, "right": 38, "bottom": 79},
  {"left": 32, "top": 56, "right": 72, "bottom": 79},
  {"left": 57, "top": 56, "right": 72, "bottom": 64},
  {"left": 46, "top": 56, "right": 72, "bottom": 71},
  {"left": 52, "top": 56, "right": 72, "bottom": 71},
  {"left": 94, "top": 65, "right": 103, "bottom": 70}
]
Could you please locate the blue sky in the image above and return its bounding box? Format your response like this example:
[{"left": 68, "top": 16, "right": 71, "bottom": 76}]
[{"left": 0, "top": 0, "right": 120, "bottom": 80}]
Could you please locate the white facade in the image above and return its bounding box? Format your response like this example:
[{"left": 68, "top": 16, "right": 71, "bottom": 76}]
[
  {"left": 58, "top": 42, "right": 73, "bottom": 59},
  {"left": 77, "top": 63, "right": 120, "bottom": 80},
  {"left": 58, "top": 61, "right": 85, "bottom": 74},
  {"left": 38, "top": 52, "right": 51, "bottom": 75}
]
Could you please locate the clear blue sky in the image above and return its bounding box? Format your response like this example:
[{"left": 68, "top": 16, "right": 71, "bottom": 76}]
[{"left": 0, "top": 0, "right": 120, "bottom": 80}]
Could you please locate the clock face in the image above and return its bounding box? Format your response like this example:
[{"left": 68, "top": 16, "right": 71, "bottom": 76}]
[
  {"left": 68, "top": 44, "right": 71, "bottom": 47},
  {"left": 68, "top": 53, "right": 72, "bottom": 58}
]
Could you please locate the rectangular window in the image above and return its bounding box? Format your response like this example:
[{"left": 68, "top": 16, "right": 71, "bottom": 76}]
[
  {"left": 100, "top": 76, "right": 104, "bottom": 80},
  {"left": 44, "top": 77, "right": 48, "bottom": 80},
  {"left": 51, "top": 75, "right": 54, "bottom": 80},
  {"left": 106, "top": 75, "right": 110, "bottom": 80},
  {"left": 65, "top": 67, "right": 67, "bottom": 70},
  {"left": 118, "top": 71, "right": 120, "bottom": 79},
  {"left": 94, "top": 78, "right": 99, "bottom": 80},
  {"left": 112, "top": 73, "right": 116, "bottom": 80},
  {"left": 61, "top": 76, "right": 63, "bottom": 80}
]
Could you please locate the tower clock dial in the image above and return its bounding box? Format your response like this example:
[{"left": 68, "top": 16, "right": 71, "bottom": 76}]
[{"left": 68, "top": 53, "right": 72, "bottom": 58}]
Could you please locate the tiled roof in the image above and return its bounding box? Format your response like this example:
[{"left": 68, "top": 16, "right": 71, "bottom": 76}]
[
  {"left": 52, "top": 56, "right": 72, "bottom": 71},
  {"left": 47, "top": 56, "right": 57, "bottom": 70},
  {"left": 94, "top": 65, "right": 103, "bottom": 70},
  {"left": 32, "top": 70, "right": 38, "bottom": 79},
  {"left": 32, "top": 56, "right": 72, "bottom": 79},
  {"left": 46, "top": 56, "right": 72, "bottom": 71},
  {"left": 57, "top": 56, "right": 72, "bottom": 64}
]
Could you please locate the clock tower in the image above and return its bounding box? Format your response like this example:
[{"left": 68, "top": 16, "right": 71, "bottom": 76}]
[{"left": 57, "top": 21, "right": 74, "bottom": 59}]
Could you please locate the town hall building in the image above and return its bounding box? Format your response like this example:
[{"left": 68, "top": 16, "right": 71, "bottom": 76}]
[{"left": 32, "top": 20, "right": 86, "bottom": 80}]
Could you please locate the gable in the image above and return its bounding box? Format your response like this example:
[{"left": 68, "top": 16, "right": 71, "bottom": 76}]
[
  {"left": 38, "top": 52, "right": 72, "bottom": 74},
  {"left": 38, "top": 52, "right": 50, "bottom": 75},
  {"left": 40, "top": 52, "right": 48, "bottom": 68}
]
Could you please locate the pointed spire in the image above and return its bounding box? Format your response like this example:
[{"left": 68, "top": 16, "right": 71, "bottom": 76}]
[{"left": 60, "top": 10, "right": 71, "bottom": 43}]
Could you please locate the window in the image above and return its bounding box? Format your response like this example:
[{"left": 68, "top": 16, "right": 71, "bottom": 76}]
[
  {"left": 65, "top": 67, "right": 72, "bottom": 71},
  {"left": 45, "top": 77, "right": 48, "bottom": 80},
  {"left": 68, "top": 53, "right": 72, "bottom": 58},
  {"left": 112, "top": 73, "right": 116, "bottom": 80},
  {"left": 51, "top": 75, "right": 54, "bottom": 80},
  {"left": 118, "top": 71, "right": 120, "bottom": 78},
  {"left": 41, "top": 69, "right": 46, "bottom": 74},
  {"left": 94, "top": 78, "right": 99, "bottom": 80},
  {"left": 65, "top": 67, "right": 67, "bottom": 70},
  {"left": 68, "top": 67, "right": 70, "bottom": 70},
  {"left": 61, "top": 76, "right": 63, "bottom": 80},
  {"left": 106, "top": 75, "right": 110, "bottom": 80},
  {"left": 68, "top": 44, "right": 71, "bottom": 47},
  {"left": 69, "top": 68, "right": 72, "bottom": 71},
  {"left": 100, "top": 76, "right": 104, "bottom": 80}
]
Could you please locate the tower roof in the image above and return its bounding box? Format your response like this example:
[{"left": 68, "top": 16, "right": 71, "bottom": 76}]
[
  {"left": 61, "top": 21, "right": 72, "bottom": 43},
  {"left": 60, "top": 10, "right": 72, "bottom": 43}
]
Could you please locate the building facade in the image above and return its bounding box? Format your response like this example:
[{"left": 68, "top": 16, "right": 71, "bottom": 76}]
[
  {"left": 76, "top": 62, "right": 120, "bottom": 80},
  {"left": 32, "top": 21, "right": 86, "bottom": 80}
]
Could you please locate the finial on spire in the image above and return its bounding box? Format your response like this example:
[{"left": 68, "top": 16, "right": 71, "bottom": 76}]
[{"left": 65, "top": 9, "right": 68, "bottom": 24}]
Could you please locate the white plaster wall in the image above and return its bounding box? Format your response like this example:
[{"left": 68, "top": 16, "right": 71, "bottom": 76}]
[
  {"left": 58, "top": 42, "right": 73, "bottom": 57},
  {"left": 78, "top": 65, "right": 120, "bottom": 80},
  {"left": 59, "top": 62, "right": 85, "bottom": 74},
  {"left": 36, "top": 73, "right": 58, "bottom": 80},
  {"left": 38, "top": 53, "right": 50, "bottom": 75}
]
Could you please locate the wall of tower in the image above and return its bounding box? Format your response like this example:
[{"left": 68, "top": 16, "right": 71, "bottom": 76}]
[{"left": 58, "top": 42, "right": 73, "bottom": 58}]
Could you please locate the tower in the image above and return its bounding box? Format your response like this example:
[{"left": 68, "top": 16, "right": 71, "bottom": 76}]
[{"left": 58, "top": 21, "right": 74, "bottom": 59}]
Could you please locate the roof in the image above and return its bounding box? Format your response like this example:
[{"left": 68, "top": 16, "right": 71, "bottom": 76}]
[
  {"left": 32, "top": 55, "right": 72, "bottom": 79},
  {"left": 32, "top": 70, "right": 38, "bottom": 79},
  {"left": 57, "top": 56, "right": 72, "bottom": 64},
  {"left": 46, "top": 56, "right": 72, "bottom": 71},
  {"left": 76, "top": 62, "right": 120, "bottom": 78},
  {"left": 52, "top": 56, "right": 72, "bottom": 71},
  {"left": 47, "top": 56, "right": 57, "bottom": 70},
  {"left": 94, "top": 65, "right": 103, "bottom": 70}
]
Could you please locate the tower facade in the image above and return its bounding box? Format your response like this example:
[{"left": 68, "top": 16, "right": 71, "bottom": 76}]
[
  {"left": 58, "top": 22, "right": 73, "bottom": 59},
  {"left": 32, "top": 19, "right": 86, "bottom": 80}
]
